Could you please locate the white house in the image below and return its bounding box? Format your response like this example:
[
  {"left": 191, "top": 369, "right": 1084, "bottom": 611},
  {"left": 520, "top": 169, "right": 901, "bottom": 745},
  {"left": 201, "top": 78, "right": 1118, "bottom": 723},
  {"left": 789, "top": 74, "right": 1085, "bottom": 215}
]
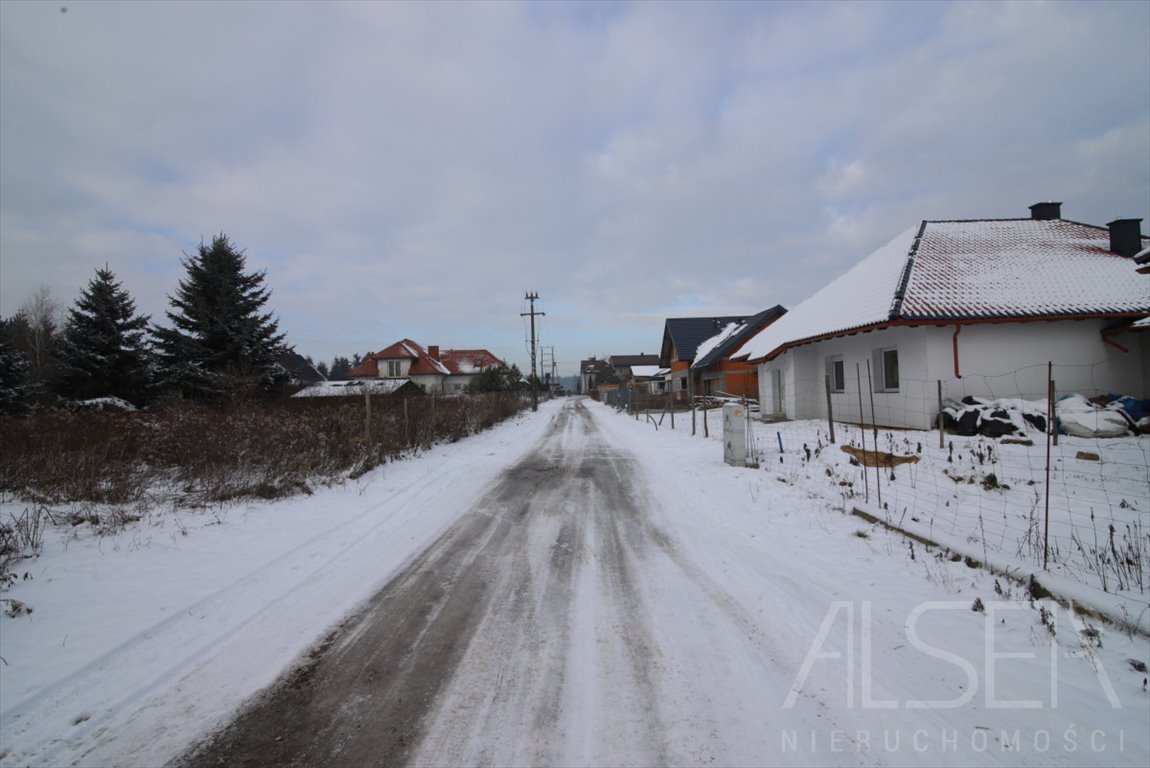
[{"left": 738, "top": 203, "right": 1149, "bottom": 429}]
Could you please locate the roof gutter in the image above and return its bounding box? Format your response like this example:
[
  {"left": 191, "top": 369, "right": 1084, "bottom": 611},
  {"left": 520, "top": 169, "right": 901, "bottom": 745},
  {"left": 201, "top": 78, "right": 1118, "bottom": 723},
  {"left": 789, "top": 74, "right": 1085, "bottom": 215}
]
[
  {"left": 744, "top": 311, "right": 1149, "bottom": 365},
  {"left": 1100, "top": 325, "right": 1131, "bottom": 353}
]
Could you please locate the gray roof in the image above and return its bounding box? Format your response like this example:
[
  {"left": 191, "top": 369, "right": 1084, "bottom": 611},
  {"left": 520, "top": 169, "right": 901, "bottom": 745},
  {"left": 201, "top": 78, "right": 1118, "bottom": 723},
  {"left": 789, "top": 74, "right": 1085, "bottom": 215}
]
[
  {"left": 692, "top": 306, "right": 786, "bottom": 369},
  {"left": 660, "top": 316, "right": 745, "bottom": 366},
  {"left": 609, "top": 354, "right": 659, "bottom": 369}
]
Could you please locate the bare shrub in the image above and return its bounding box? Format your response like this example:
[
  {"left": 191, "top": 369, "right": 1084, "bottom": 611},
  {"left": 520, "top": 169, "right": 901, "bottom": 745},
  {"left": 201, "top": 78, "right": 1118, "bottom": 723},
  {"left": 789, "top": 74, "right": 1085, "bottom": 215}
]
[{"left": 0, "top": 393, "right": 526, "bottom": 508}]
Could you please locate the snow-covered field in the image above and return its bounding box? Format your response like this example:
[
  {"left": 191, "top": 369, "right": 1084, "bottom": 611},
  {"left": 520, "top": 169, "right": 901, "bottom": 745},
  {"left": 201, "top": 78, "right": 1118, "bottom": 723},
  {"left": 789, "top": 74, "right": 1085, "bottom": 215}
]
[{"left": 1, "top": 397, "right": 1148, "bottom": 767}]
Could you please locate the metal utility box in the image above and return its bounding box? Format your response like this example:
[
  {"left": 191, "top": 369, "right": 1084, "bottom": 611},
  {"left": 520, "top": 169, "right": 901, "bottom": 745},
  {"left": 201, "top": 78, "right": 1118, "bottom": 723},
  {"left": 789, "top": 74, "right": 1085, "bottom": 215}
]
[{"left": 723, "top": 402, "right": 747, "bottom": 467}]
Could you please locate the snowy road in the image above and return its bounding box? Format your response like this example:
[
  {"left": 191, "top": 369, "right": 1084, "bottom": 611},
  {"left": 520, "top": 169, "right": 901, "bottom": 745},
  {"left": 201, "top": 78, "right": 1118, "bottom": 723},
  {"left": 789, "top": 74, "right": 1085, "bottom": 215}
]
[{"left": 178, "top": 399, "right": 809, "bottom": 766}]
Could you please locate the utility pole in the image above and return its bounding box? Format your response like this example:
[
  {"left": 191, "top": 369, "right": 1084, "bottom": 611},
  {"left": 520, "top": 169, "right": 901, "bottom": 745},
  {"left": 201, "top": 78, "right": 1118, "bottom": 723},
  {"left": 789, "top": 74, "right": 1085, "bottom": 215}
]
[{"left": 521, "top": 292, "right": 545, "bottom": 411}]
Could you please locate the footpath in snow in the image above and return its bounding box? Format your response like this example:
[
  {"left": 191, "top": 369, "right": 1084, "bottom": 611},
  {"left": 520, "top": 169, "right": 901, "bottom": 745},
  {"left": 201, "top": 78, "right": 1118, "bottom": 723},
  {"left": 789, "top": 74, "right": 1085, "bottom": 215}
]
[{"left": 1, "top": 397, "right": 1148, "bottom": 767}]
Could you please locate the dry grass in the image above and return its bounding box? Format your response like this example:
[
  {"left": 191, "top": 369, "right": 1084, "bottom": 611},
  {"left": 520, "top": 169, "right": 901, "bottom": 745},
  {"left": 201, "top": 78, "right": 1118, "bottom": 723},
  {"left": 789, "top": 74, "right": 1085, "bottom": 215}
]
[{"left": 0, "top": 392, "right": 525, "bottom": 505}]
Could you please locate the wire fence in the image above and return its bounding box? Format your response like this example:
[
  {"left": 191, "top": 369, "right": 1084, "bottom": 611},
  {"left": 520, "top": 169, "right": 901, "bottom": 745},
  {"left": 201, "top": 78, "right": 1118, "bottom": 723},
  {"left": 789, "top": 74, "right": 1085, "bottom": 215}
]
[{"left": 627, "top": 361, "right": 1150, "bottom": 608}]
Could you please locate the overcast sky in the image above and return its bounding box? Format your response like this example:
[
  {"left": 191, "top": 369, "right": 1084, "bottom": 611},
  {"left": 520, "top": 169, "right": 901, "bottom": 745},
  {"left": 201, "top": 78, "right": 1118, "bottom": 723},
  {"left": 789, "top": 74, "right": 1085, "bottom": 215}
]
[{"left": 2, "top": 1, "right": 1147, "bottom": 376}]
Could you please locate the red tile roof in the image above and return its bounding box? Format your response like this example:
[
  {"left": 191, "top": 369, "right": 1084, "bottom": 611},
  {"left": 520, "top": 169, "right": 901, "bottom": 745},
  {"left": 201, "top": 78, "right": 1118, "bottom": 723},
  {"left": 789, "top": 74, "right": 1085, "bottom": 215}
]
[
  {"left": 437, "top": 349, "right": 505, "bottom": 375},
  {"left": 348, "top": 339, "right": 450, "bottom": 378},
  {"left": 348, "top": 340, "right": 503, "bottom": 378}
]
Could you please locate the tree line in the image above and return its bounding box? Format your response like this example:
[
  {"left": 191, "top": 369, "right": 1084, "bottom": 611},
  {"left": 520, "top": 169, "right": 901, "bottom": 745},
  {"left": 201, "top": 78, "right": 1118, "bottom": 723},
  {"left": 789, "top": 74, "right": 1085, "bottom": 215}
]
[{"left": 1, "top": 234, "right": 289, "bottom": 414}]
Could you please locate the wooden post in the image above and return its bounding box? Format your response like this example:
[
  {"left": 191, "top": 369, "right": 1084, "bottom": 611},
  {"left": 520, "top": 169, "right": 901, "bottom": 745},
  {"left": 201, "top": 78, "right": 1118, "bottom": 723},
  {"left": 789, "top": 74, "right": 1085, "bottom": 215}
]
[
  {"left": 856, "top": 363, "right": 869, "bottom": 504},
  {"left": 364, "top": 390, "right": 372, "bottom": 444},
  {"left": 1044, "top": 361, "right": 1053, "bottom": 569},
  {"left": 866, "top": 359, "right": 882, "bottom": 510},
  {"left": 824, "top": 374, "right": 835, "bottom": 444},
  {"left": 703, "top": 403, "right": 709, "bottom": 437},
  {"left": 689, "top": 370, "right": 695, "bottom": 436},
  {"left": 937, "top": 379, "right": 944, "bottom": 449},
  {"left": 1049, "top": 371, "right": 1058, "bottom": 447}
]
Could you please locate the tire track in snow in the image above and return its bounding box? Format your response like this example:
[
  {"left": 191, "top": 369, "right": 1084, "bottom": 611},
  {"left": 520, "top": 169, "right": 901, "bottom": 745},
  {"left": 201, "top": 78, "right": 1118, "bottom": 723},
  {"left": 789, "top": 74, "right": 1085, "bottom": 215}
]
[
  {"left": 0, "top": 416, "right": 543, "bottom": 768},
  {"left": 177, "top": 399, "right": 854, "bottom": 767}
]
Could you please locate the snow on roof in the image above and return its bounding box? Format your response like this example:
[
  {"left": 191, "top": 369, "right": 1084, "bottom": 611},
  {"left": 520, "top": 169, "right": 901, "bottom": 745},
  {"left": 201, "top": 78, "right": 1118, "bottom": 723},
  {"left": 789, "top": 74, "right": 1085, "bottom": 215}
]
[
  {"left": 292, "top": 379, "right": 417, "bottom": 397},
  {"left": 692, "top": 322, "right": 741, "bottom": 366},
  {"left": 739, "top": 226, "right": 917, "bottom": 361},
  {"left": 630, "top": 365, "right": 666, "bottom": 379},
  {"left": 691, "top": 306, "right": 787, "bottom": 370},
  {"left": 662, "top": 316, "right": 746, "bottom": 362},
  {"left": 438, "top": 349, "right": 504, "bottom": 375},
  {"left": 741, "top": 218, "right": 1150, "bottom": 362},
  {"left": 898, "top": 219, "right": 1148, "bottom": 319}
]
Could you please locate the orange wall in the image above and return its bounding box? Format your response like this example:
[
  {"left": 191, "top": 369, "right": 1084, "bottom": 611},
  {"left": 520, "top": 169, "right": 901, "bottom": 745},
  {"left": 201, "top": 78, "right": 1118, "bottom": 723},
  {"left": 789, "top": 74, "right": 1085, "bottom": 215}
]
[{"left": 714, "top": 360, "right": 758, "bottom": 398}]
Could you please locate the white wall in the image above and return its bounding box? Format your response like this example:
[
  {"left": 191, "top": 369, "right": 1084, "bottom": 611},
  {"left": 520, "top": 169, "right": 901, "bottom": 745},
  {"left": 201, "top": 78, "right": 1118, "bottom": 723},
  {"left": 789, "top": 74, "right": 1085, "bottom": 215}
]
[
  {"left": 757, "top": 319, "right": 1146, "bottom": 429},
  {"left": 410, "top": 374, "right": 445, "bottom": 395},
  {"left": 929, "top": 319, "right": 1145, "bottom": 402}
]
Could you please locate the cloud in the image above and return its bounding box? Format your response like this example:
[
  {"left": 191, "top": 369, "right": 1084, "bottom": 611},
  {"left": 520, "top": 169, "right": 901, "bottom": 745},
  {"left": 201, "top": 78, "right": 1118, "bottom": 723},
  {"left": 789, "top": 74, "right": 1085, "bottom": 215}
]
[{"left": 2, "top": 1, "right": 1147, "bottom": 375}]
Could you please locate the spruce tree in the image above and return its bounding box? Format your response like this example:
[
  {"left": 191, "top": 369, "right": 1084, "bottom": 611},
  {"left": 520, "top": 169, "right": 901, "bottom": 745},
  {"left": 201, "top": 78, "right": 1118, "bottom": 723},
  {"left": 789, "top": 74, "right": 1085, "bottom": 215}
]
[
  {"left": 153, "top": 234, "right": 287, "bottom": 397},
  {"left": 56, "top": 266, "right": 153, "bottom": 405},
  {"left": 0, "top": 336, "right": 33, "bottom": 415},
  {"left": 329, "top": 355, "right": 352, "bottom": 380}
]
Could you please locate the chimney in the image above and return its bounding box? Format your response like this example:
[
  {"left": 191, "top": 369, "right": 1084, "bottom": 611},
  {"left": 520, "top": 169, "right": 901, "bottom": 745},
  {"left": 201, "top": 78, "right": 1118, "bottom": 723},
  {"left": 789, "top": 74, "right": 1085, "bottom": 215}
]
[
  {"left": 1107, "top": 218, "right": 1143, "bottom": 257},
  {"left": 428, "top": 345, "right": 440, "bottom": 360},
  {"left": 1029, "top": 201, "right": 1062, "bottom": 220}
]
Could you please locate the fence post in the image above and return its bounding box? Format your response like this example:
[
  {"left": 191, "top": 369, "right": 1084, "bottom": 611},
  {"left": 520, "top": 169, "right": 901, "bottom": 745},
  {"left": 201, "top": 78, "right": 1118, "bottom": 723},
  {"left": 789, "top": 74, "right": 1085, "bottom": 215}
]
[
  {"left": 866, "top": 359, "right": 881, "bottom": 510},
  {"left": 1044, "top": 361, "right": 1053, "bottom": 569},
  {"left": 404, "top": 397, "right": 411, "bottom": 447},
  {"left": 825, "top": 374, "right": 835, "bottom": 444},
  {"left": 856, "top": 363, "right": 869, "bottom": 504},
  {"left": 364, "top": 390, "right": 372, "bottom": 444}
]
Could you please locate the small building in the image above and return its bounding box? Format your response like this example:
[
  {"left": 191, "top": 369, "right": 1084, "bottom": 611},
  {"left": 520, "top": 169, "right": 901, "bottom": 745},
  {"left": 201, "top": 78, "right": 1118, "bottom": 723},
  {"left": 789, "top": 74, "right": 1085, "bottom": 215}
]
[
  {"left": 291, "top": 378, "right": 425, "bottom": 399},
  {"left": 631, "top": 365, "right": 670, "bottom": 394}
]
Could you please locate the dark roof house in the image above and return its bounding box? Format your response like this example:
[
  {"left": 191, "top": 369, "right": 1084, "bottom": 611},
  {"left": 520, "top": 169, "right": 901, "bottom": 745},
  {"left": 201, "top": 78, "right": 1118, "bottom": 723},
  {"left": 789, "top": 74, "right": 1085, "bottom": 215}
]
[{"left": 659, "top": 317, "right": 746, "bottom": 368}]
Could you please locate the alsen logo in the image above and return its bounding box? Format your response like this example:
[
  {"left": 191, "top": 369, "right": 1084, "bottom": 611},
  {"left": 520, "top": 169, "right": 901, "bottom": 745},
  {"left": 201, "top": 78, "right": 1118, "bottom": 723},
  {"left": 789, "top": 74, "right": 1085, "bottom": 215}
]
[{"left": 783, "top": 600, "right": 1121, "bottom": 710}]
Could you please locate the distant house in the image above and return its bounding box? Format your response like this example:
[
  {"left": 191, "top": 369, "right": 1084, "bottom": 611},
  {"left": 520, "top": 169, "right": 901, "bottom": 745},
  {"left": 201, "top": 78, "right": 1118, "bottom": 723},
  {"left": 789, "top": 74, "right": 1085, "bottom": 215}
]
[
  {"left": 691, "top": 306, "right": 786, "bottom": 400},
  {"left": 659, "top": 308, "right": 785, "bottom": 402},
  {"left": 608, "top": 354, "right": 660, "bottom": 379},
  {"left": 579, "top": 357, "right": 612, "bottom": 394},
  {"left": 630, "top": 365, "right": 670, "bottom": 394},
  {"left": 348, "top": 340, "right": 506, "bottom": 396},
  {"left": 738, "top": 203, "right": 1149, "bottom": 429},
  {"left": 275, "top": 352, "right": 326, "bottom": 387}
]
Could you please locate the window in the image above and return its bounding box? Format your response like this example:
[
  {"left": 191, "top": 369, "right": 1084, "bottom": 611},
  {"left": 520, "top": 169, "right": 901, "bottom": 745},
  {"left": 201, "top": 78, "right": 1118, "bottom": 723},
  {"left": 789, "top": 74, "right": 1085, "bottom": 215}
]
[
  {"left": 386, "top": 360, "right": 403, "bottom": 378},
  {"left": 825, "top": 356, "right": 845, "bottom": 393},
  {"left": 875, "top": 348, "right": 899, "bottom": 392}
]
